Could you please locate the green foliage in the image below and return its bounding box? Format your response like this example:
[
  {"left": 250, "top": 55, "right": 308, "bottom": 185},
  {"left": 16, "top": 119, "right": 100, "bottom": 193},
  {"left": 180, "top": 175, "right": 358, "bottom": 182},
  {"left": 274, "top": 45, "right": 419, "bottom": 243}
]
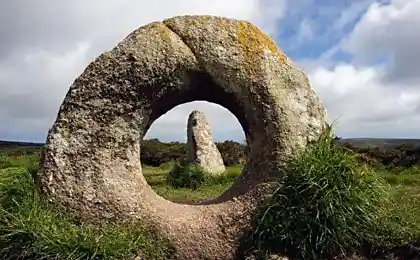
[
  {"left": 4, "top": 137, "right": 420, "bottom": 259},
  {"left": 141, "top": 163, "right": 240, "bottom": 203},
  {"left": 141, "top": 139, "right": 187, "bottom": 167},
  {"left": 216, "top": 140, "right": 247, "bottom": 165},
  {"left": 0, "top": 146, "right": 42, "bottom": 158},
  {"left": 166, "top": 161, "right": 242, "bottom": 190},
  {"left": 4, "top": 137, "right": 420, "bottom": 169},
  {"left": 202, "top": 165, "right": 242, "bottom": 186},
  {"left": 381, "top": 166, "right": 420, "bottom": 186},
  {"left": 0, "top": 156, "right": 174, "bottom": 260},
  {"left": 166, "top": 163, "right": 206, "bottom": 189},
  {"left": 339, "top": 142, "right": 420, "bottom": 169},
  {"left": 247, "top": 127, "right": 415, "bottom": 260}
]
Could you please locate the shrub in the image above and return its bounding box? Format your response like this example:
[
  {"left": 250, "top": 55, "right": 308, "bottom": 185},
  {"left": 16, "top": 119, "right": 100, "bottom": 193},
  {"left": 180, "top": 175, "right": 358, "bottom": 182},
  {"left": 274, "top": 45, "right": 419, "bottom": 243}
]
[
  {"left": 247, "top": 127, "right": 402, "bottom": 259},
  {"left": 166, "top": 163, "right": 206, "bottom": 189},
  {"left": 216, "top": 140, "right": 247, "bottom": 165},
  {"left": 140, "top": 138, "right": 186, "bottom": 167},
  {"left": 166, "top": 162, "right": 241, "bottom": 190},
  {"left": 338, "top": 142, "right": 420, "bottom": 169}
]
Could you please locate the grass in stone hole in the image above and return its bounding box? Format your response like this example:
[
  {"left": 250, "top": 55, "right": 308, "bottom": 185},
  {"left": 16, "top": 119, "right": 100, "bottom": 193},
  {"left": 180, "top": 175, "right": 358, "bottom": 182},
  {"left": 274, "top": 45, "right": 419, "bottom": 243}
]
[
  {"left": 0, "top": 155, "right": 174, "bottom": 260},
  {"left": 246, "top": 127, "right": 420, "bottom": 260},
  {"left": 143, "top": 162, "right": 241, "bottom": 203},
  {"left": 166, "top": 162, "right": 240, "bottom": 189}
]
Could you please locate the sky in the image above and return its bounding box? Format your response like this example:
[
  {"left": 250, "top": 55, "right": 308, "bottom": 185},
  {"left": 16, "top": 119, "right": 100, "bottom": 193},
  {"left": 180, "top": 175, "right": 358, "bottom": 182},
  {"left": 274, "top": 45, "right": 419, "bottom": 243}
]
[{"left": 1, "top": 0, "right": 419, "bottom": 143}]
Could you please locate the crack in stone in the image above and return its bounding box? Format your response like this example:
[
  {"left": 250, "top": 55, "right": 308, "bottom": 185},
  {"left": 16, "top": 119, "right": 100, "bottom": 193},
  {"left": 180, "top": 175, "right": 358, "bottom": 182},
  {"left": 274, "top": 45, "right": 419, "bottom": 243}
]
[{"left": 162, "top": 22, "right": 208, "bottom": 74}]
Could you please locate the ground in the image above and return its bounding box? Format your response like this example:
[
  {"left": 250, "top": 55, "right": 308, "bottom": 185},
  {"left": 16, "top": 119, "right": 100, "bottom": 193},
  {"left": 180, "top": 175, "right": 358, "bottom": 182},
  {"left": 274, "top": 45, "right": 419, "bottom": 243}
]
[
  {"left": 1, "top": 140, "right": 420, "bottom": 259},
  {"left": 143, "top": 162, "right": 241, "bottom": 203}
]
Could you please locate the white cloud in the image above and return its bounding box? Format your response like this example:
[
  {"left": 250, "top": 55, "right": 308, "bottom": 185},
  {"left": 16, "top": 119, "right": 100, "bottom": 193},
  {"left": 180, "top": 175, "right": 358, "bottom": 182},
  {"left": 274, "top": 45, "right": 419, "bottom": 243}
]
[
  {"left": 333, "top": 0, "right": 375, "bottom": 31},
  {"left": 2, "top": 0, "right": 420, "bottom": 143},
  {"left": 342, "top": 0, "right": 420, "bottom": 83},
  {"left": 0, "top": 42, "right": 90, "bottom": 125},
  {"left": 0, "top": 43, "right": 91, "bottom": 142},
  {"left": 308, "top": 64, "right": 420, "bottom": 137},
  {"left": 0, "top": 0, "right": 286, "bottom": 142},
  {"left": 304, "top": 0, "right": 420, "bottom": 138},
  {"left": 285, "top": 0, "right": 373, "bottom": 51},
  {"left": 297, "top": 19, "right": 314, "bottom": 42}
]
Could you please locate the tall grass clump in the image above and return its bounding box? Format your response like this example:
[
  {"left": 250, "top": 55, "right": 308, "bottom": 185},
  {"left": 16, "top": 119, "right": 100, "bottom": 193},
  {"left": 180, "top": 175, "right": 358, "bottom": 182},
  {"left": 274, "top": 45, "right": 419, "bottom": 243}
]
[
  {"left": 248, "top": 127, "right": 401, "bottom": 259},
  {"left": 0, "top": 155, "right": 174, "bottom": 260}
]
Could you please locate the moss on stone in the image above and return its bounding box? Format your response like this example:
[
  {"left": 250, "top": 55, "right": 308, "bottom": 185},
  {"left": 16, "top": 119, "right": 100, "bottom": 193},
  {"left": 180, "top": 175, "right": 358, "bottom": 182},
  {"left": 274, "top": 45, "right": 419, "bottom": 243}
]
[
  {"left": 156, "top": 23, "right": 173, "bottom": 45},
  {"left": 235, "top": 21, "right": 286, "bottom": 74}
]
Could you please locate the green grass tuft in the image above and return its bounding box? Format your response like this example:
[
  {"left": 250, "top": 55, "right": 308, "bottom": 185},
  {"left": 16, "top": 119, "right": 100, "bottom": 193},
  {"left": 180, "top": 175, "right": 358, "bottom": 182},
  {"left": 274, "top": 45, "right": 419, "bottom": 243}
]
[
  {"left": 166, "top": 163, "right": 206, "bottom": 189},
  {"left": 0, "top": 155, "right": 174, "bottom": 260},
  {"left": 246, "top": 127, "right": 420, "bottom": 259}
]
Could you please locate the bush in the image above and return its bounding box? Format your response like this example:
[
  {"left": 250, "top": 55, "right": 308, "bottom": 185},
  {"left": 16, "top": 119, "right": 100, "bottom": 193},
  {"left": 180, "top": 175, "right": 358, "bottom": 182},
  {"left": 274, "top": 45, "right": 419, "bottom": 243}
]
[
  {"left": 247, "top": 127, "right": 403, "bottom": 259},
  {"left": 166, "top": 163, "right": 241, "bottom": 190},
  {"left": 216, "top": 140, "right": 247, "bottom": 165},
  {"left": 166, "top": 163, "right": 206, "bottom": 189},
  {"left": 338, "top": 142, "right": 420, "bottom": 169},
  {"left": 140, "top": 139, "right": 187, "bottom": 167}
]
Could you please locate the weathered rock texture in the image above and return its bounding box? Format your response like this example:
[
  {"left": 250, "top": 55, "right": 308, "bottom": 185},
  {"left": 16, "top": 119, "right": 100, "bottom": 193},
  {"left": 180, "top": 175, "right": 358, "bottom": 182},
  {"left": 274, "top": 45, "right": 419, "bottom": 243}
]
[
  {"left": 38, "top": 15, "right": 326, "bottom": 260},
  {"left": 187, "top": 110, "right": 225, "bottom": 174}
]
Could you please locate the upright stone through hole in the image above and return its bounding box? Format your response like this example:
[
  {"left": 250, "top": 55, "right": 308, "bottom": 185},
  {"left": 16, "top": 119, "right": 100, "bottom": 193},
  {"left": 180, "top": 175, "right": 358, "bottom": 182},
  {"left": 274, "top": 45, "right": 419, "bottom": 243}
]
[
  {"left": 187, "top": 109, "right": 225, "bottom": 175},
  {"left": 142, "top": 101, "right": 246, "bottom": 203}
]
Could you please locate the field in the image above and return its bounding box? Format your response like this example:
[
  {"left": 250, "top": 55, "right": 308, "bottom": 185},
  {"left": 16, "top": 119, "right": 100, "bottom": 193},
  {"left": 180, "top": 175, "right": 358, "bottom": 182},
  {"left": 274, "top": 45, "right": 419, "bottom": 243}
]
[
  {"left": 143, "top": 163, "right": 241, "bottom": 203},
  {"left": 2, "top": 132, "right": 420, "bottom": 259}
]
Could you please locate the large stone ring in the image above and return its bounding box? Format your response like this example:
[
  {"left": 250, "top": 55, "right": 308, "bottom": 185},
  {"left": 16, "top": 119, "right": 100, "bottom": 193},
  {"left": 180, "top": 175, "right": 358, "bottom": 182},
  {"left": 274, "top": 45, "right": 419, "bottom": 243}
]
[{"left": 38, "top": 15, "right": 326, "bottom": 260}]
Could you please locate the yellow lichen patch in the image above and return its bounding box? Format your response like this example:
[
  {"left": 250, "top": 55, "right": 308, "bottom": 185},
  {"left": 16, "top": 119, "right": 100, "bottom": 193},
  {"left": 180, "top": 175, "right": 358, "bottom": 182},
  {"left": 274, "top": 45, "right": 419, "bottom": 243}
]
[
  {"left": 189, "top": 15, "right": 213, "bottom": 25},
  {"left": 180, "top": 15, "right": 231, "bottom": 33},
  {"left": 155, "top": 23, "right": 173, "bottom": 45},
  {"left": 235, "top": 21, "right": 286, "bottom": 70}
]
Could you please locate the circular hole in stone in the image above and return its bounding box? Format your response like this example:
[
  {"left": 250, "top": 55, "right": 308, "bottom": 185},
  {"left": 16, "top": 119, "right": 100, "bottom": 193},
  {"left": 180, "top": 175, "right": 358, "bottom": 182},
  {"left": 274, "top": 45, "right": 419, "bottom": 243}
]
[{"left": 142, "top": 101, "right": 246, "bottom": 204}]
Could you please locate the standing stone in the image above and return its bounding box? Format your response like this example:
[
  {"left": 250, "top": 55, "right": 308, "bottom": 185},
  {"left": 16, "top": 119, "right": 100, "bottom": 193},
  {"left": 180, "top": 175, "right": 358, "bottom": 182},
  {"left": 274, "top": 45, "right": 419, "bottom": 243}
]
[{"left": 187, "top": 110, "right": 226, "bottom": 175}]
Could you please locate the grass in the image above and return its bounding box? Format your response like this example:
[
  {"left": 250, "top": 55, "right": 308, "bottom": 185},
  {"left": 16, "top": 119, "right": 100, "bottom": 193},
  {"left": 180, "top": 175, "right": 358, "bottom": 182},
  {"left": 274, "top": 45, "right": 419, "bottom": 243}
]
[
  {"left": 2, "top": 133, "right": 420, "bottom": 259},
  {"left": 0, "top": 155, "right": 240, "bottom": 259},
  {"left": 244, "top": 128, "right": 420, "bottom": 260},
  {"left": 381, "top": 166, "right": 420, "bottom": 185},
  {"left": 143, "top": 161, "right": 241, "bottom": 203},
  {"left": 0, "top": 155, "right": 174, "bottom": 260}
]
